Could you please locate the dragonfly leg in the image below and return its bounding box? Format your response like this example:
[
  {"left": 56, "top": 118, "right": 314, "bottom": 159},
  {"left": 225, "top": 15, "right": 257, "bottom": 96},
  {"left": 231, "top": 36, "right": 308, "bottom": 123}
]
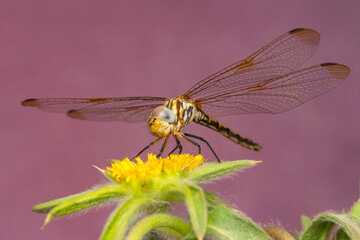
[
  {"left": 183, "top": 132, "right": 221, "bottom": 163},
  {"left": 132, "top": 137, "right": 163, "bottom": 159},
  {"left": 178, "top": 133, "right": 202, "bottom": 155},
  {"left": 168, "top": 135, "right": 182, "bottom": 155},
  {"left": 157, "top": 136, "right": 169, "bottom": 158}
]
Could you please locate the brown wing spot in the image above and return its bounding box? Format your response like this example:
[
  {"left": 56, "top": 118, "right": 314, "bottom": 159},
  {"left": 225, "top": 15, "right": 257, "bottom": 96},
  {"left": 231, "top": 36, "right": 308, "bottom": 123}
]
[
  {"left": 235, "top": 57, "right": 255, "bottom": 73},
  {"left": 87, "top": 98, "right": 109, "bottom": 103},
  {"left": 291, "top": 28, "right": 320, "bottom": 46},
  {"left": 21, "top": 99, "right": 39, "bottom": 107},
  {"left": 321, "top": 63, "right": 351, "bottom": 81},
  {"left": 67, "top": 110, "right": 86, "bottom": 120}
]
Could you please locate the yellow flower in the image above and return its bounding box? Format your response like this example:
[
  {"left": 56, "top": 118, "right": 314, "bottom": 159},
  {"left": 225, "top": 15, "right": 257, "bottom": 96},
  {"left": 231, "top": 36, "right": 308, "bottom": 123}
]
[
  {"left": 107, "top": 154, "right": 205, "bottom": 183},
  {"left": 34, "top": 153, "right": 261, "bottom": 240}
]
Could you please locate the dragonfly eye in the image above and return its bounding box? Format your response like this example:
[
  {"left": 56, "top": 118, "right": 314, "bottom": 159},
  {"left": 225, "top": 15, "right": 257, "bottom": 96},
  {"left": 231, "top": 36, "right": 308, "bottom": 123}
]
[{"left": 151, "top": 106, "right": 176, "bottom": 123}]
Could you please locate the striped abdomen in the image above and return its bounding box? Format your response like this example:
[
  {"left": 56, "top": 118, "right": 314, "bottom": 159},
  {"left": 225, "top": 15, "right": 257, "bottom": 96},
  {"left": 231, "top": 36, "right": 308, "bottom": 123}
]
[{"left": 193, "top": 109, "right": 261, "bottom": 151}]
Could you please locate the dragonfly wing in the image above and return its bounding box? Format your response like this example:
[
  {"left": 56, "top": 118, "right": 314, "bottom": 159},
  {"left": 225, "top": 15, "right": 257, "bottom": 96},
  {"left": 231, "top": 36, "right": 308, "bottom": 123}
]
[
  {"left": 184, "top": 28, "right": 320, "bottom": 100},
  {"left": 197, "top": 63, "right": 350, "bottom": 117},
  {"left": 22, "top": 97, "right": 167, "bottom": 122}
]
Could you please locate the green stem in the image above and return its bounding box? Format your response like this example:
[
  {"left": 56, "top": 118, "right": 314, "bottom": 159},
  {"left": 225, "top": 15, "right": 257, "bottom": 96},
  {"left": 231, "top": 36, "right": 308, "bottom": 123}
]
[{"left": 126, "top": 213, "right": 191, "bottom": 240}]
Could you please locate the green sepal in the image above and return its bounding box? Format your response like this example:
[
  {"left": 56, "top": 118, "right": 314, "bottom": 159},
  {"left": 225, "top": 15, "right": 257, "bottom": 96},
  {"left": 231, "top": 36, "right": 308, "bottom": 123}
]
[
  {"left": 205, "top": 205, "right": 271, "bottom": 240},
  {"left": 107, "top": 159, "right": 120, "bottom": 163},
  {"left": 189, "top": 160, "right": 261, "bottom": 182},
  {"left": 263, "top": 226, "right": 295, "bottom": 240},
  {"left": 302, "top": 213, "right": 360, "bottom": 240},
  {"left": 32, "top": 184, "right": 126, "bottom": 214},
  {"left": 126, "top": 213, "right": 191, "bottom": 240},
  {"left": 92, "top": 165, "right": 118, "bottom": 183},
  {"left": 100, "top": 197, "right": 150, "bottom": 240}
]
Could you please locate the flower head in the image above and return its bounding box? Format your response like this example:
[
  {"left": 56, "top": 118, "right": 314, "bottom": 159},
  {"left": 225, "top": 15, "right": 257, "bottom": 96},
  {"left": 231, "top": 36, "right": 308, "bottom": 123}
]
[
  {"left": 33, "top": 153, "right": 261, "bottom": 240},
  {"left": 106, "top": 154, "right": 204, "bottom": 183}
]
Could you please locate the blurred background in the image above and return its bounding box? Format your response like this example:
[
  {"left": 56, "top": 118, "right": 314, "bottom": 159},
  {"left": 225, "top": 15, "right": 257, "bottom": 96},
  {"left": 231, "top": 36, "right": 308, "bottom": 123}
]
[{"left": 1, "top": 0, "right": 359, "bottom": 239}]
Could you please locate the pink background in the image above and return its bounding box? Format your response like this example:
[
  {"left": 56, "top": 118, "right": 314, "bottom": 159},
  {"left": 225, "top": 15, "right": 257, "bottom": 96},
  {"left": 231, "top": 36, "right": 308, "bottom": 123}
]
[{"left": 2, "top": 0, "right": 360, "bottom": 239}]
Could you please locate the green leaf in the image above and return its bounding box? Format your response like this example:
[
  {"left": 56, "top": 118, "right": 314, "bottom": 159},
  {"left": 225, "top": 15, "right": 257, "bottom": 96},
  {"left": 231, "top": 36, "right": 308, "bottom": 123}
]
[
  {"left": 335, "top": 228, "right": 350, "bottom": 240},
  {"left": 206, "top": 205, "right": 271, "bottom": 240},
  {"left": 263, "top": 226, "right": 295, "bottom": 240},
  {"left": 302, "top": 213, "right": 360, "bottom": 240},
  {"left": 100, "top": 197, "right": 149, "bottom": 240},
  {"left": 181, "top": 231, "right": 198, "bottom": 240},
  {"left": 183, "top": 184, "right": 207, "bottom": 240},
  {"left": 351, "top": 198, "right": 360, "bottom": 219},
  {"left": 301, "top": 215, "right": 312, "bottom": 231},
  {"left": 33, "top": 184, "right": 126, "bottom": 214},
  {"left": 189, "top": 160, "right": 261, "bottom": 182},
  {"left": 294, "top": 215, "right": 312, "bottom": 239},
  {"left": 204, "top": 192, "right": 223, "bottom": 207},
  {"left": 32, "top": 192, "right": 84, "bottom": 213},
  {"left": 167, "top": 183, "right": 207, "bottom": 240},
  {"left": 126, "top": 213, "right": 191, "bottom": 240}
]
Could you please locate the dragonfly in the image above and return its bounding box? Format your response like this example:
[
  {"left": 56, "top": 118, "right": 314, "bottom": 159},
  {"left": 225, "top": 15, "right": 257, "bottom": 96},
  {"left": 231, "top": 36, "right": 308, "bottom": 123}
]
[{"left": 22, "top": 28, "right": 350, "bottom": 162}]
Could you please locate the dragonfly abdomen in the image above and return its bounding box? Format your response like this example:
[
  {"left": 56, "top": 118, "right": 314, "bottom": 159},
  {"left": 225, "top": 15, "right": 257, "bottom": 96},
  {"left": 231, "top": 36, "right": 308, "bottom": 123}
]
[{"left": 194, "top": 110, "right": 261, "bottom": 151}]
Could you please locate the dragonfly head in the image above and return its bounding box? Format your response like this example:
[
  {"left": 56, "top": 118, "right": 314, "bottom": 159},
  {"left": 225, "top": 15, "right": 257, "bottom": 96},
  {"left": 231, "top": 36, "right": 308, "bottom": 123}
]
[{"left": 147, "top": 106, "right": 176, "bottom": 137}]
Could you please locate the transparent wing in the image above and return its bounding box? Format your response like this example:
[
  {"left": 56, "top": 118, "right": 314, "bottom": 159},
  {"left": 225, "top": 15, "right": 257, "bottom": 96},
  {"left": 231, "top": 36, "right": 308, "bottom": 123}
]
[
  {"left": 184, "top": 28, "right": 320, "bottom": 100},
  {"left": 195, "top": 63, "right": 350, "bottom": 117},
  {"left": 21, "top": 97, "right": 167, "bottom": 122}
]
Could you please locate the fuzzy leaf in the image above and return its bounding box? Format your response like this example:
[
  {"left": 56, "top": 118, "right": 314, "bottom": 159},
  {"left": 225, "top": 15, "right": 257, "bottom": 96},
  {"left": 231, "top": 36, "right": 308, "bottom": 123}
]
[
  {"left": 301, "top": 215, "right": 312, "bottom": 231},
  {"left": 204, "top": 192, "right": 223, "bottom": 207},
  {"left": 181, "top": 231, "right": 198, "bottom": 240},
  {"left": 302, "top": 213, "right": 360, "bottom": 240},
  {"left": 166, "top": 183, "right": 207, "bottom": 240},
  {"left": 335, "top": 228, "right": 350, "bottom": 240},
  {"left": 100, "top": 198, "right": 149, "bottom": 240},
  {"left": 351, "top": 198, "right": 360, "bottom": 219},
  {"left": 32, "top": 192, "right": 84, "bottom": 213},
  {"left": 189, "top": 160, "right": 261, "bottom": 182},
  {"left": 263, "top": 226, "right": 295, "bottom": 240},
  {"left": 206, "top": 205, "right": 271, "bottom": 240},
  {"left": 33, "top": 184, "right": 126, "bottom": 214},
  {"left": 183, "top": 184, "right": 207, "bottom": 240},
  {"left": 126, "top": 213, "right": 191, "bottom": 240}
]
